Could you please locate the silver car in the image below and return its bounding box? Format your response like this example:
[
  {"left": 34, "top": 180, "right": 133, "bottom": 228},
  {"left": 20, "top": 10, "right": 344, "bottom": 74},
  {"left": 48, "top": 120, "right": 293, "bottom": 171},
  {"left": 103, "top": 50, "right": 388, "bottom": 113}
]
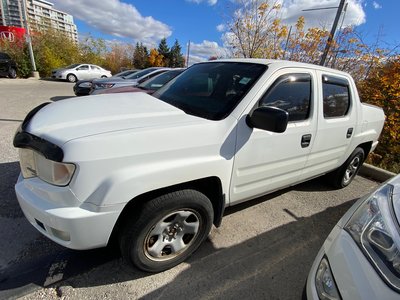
[
  {"left": 306, "top": 174, "right": 400, "bottom": 300},
  {"left": 51, "top": 64, "right": 112, "bottom": 83},
  {"left": 91, "top": 67, "right": 171, "bottom": 93}
]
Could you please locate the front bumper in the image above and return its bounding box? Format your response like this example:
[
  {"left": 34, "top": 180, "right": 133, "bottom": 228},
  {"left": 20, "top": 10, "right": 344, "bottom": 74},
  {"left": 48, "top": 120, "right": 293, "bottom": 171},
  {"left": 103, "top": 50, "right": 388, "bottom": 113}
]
[
  {"left": 51, "top": 73, "right": 66, "bottom": 80},
  {"left": 306, "top": 225, "right": 399, "bottom": 300},
  {"left": 15, "top": 174, "right": 123, "bottom": 250}
]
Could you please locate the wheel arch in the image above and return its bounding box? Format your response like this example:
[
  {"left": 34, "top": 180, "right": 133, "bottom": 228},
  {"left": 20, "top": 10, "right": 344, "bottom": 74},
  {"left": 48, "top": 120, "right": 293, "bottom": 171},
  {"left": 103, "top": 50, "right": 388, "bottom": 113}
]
[
  {"left": 108, "top": 176, "right": 225, "bottom": 246},
  {"left": 356, "top": 141, "right": 372, "bottom": 162}
]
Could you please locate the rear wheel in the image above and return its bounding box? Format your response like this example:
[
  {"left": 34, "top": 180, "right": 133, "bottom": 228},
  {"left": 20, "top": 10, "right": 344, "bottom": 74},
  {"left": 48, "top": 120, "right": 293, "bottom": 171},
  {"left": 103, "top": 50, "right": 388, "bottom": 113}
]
[
  {"left": 101, "top": 75, "right": 107, "bottom": 78},
  {"left": 119, "top": 189, "right": 213, "bottom": 272},
  {"left": 328, "top": 147, "right": 365, "bottom": 188},
  {"left": 67, "top": 73, "right": 77, "bottom": 83}
]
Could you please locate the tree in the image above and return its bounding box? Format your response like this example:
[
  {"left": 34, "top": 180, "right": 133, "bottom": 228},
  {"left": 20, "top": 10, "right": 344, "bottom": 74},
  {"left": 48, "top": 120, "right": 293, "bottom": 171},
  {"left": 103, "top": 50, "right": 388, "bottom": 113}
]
[
  {"left": 1, "top": 27, "right": 82, "bottom": 77},
  {"left": 158, "top": 38, "right": 170, "bottom": 66},
  {"left": 148, "top": 48, "right": 164, "bottom": 67},
  {"left": 133, "top": 43, "right": 149, "bottom": 69},
  {"left": 104, "top": 43, "right": 135, "bottom": 74},
  {"left": 79, "top": 36, "right": 107, "bottom": 66},
  {"left": 169, "top": 40, "right": 185, "bottom": 67},
  {"left": 358, "top": 56, "right": 400, "bottom": 173},
  {"left": 225, "top": 0, "right": 286, "bottom": 58}
]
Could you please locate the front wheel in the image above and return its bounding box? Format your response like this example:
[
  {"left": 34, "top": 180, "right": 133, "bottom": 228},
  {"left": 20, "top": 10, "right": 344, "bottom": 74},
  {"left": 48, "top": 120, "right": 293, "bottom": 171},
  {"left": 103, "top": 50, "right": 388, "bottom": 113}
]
[
  {"left": 67, "top": 73, "right": 77, "bottom": 83},
  {"left": 8, "top": 67, "right": 17, "bottom": 78},
  {"left": 328, "top": 147, "right": 365, "bottom": 188},
  {"left": 119, "top": 189, "right": 213, "bottom": 272}
]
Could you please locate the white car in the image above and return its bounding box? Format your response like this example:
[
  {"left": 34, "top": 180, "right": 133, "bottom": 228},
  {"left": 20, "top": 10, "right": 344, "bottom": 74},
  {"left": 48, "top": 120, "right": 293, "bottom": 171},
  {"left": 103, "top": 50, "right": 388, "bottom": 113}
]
[
  {"left": 51, "top": 64, "right": 112, "bottom": 83},
  {"left": 14, "top": 59, "right": 384, "bottom": 273},
  {"left": 306, "top": 174, "right": 400, "bottom": 300}
]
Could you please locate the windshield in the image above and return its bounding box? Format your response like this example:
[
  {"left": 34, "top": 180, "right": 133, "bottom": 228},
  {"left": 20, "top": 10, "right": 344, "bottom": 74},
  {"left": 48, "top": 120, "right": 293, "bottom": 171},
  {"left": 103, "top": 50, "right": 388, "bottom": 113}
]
[
  {"left": 125, "top": 68, "right": 161, "bottom": 79},
  {"left": 139, "top": 70, "right": 184, "bottom": 91},
  {"left": 65, "top": 64, "right": 81, "bottom": 69},
  {"left": 153, "top": 62, "right": 267, "bottom": 120},
  {"left": 114, "top": 69, "right": 138, "bottom": 77}
]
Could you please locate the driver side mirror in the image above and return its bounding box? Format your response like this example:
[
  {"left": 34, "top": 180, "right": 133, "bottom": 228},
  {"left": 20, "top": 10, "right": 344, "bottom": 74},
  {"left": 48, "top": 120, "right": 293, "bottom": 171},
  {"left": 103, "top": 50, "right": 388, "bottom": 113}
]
[{"left": 246, "top": 106, "right": 288, "bottom": 133}]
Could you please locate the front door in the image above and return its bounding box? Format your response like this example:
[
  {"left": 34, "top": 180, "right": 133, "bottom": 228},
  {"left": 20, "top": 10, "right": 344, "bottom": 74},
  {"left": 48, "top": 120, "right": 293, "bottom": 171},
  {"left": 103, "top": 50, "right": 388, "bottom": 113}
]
[
  {"left": 230, "top": 69, "right": 318, "bottom": 204},
  {"left": 76, "top": 64, "right": 90, "bottom": 80}
]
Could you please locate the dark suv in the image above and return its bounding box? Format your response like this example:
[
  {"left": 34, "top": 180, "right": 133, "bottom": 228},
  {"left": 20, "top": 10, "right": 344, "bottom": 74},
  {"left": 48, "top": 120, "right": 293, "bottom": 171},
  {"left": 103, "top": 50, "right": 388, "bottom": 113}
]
[{"left": 0, "top": 52, "right": 17, "bottom": 78}]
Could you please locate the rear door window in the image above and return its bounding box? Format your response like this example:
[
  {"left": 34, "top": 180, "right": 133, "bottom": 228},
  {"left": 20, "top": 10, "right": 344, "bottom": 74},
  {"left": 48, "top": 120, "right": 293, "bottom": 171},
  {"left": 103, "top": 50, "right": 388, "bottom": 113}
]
[{"left": 322, "top": 75, "right": 350, "bottom": 118}]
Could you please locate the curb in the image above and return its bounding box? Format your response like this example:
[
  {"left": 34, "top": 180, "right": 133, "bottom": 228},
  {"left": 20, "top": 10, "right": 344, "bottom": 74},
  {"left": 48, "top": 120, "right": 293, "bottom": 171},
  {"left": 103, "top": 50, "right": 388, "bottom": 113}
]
[{"left": 359, "top": 163, "right": 397, "bottom": 182}]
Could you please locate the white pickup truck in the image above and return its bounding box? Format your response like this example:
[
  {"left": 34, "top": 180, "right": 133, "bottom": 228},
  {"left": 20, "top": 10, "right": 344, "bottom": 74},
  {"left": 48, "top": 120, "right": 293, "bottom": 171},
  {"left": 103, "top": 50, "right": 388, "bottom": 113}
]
[{"left": 14, "top": 59, "right": 385, "bottom": 272}]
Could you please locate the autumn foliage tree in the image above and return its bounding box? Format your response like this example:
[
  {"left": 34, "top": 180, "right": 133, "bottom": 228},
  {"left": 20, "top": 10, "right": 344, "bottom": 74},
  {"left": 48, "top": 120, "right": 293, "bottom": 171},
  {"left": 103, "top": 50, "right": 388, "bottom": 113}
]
[
  {"left": 225, "top": 0, "right": 285, "bottom": 58},
  {"left": 104, "top": 43, "right": 135, "bottom": 74},
  {"left": 223, "top": 0, "right": 380, "bottom": 79},
  {"left": 358, "top": 56, "right": 400, "bottom": 173},
  {"left": 148, "top": 48, "right": 164, "bottom": 67}
]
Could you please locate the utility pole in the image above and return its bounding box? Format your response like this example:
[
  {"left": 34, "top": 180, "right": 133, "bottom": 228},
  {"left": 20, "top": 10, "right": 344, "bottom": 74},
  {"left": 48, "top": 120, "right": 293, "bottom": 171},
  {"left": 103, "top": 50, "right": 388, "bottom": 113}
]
[
  {"left": 186, "top": 40, "right": 190, "bottom": 67},
  {"left": 21, "top": 0, "right": 39, "bottom": 78},
  {"left": 319, "top": 0, "right": 346, "bottom": 66}
]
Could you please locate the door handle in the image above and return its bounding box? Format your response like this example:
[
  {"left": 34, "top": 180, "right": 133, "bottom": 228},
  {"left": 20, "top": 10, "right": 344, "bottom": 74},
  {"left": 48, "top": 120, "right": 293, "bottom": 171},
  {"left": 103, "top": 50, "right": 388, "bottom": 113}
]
[
  {"left": 301, "top": 134, "right": 312, "bottom": 148},
  {"left": 347, "top": 128, "right": 353, "bottom": 138}
]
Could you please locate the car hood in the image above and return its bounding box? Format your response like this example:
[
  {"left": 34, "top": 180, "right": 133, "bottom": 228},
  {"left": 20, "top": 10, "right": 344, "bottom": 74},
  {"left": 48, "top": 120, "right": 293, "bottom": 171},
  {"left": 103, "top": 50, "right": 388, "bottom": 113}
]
[
  {"left": 53, "top": 67, "right": 73, "bottom": 73},
  {"left": 98, "top": 86, "right": 150, "bottom": 95},
  {"left": 26, "top": 93, "right": 206, "bottom": 145}
]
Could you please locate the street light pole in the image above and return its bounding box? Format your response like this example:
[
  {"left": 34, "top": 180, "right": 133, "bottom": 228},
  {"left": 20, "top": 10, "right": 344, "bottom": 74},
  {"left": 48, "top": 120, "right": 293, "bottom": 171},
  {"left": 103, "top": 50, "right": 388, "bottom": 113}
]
[
  {"left": 319, "top": 0, "right": 346, "bottom": 66},
  {"left": 21, "top": 0, "right": 39, "bottom": 78},
  {"left": 186, "top": 40, "right": 190, "bottom": 67}
]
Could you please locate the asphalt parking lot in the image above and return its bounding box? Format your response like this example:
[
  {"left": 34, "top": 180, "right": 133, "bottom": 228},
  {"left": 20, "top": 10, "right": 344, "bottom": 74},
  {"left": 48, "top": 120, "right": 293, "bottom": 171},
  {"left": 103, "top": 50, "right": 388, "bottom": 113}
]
[{"left": 0, "top": 78, "right": 381, "bottom": 299}]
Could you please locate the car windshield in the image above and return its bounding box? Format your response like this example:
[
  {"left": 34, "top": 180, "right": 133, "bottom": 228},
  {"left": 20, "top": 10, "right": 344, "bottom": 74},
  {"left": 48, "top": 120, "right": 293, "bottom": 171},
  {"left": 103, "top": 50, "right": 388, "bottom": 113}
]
[
  {"left": 138, "top": 70, "right": 184, "bottom": 91},
  {"left": 125, "top": 68, "right": 161, "bottom": 79},
  {"left": 114, "top": 70, "right": 138, "bottom": 77},
  {"left": 153, "top": 62, "right": 267, "bottom": 120},
  {"left": 65, "top": 64, "right": 81, "bottom": 69}
]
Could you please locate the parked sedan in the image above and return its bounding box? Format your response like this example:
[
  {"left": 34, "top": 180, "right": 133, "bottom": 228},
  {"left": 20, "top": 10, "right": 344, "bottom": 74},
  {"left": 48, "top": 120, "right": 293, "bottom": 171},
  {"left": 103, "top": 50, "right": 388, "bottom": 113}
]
[
  {"left": 52, "top": 64, "right": 112, "bottom": 83},
  {"left": 0, "top": 52, "right": 17, "bottom": 78},
  {"left": 91, "top": 67, "right": 171, "bottom": 92},
  {"left": 93, "top": 69, "right": 185, "bottom": 95},
  {"left": 73, "top": 69, "right": 140, "bottom": 96},
  {"left": 306, "top": 174, "right": 400, "bottom": 300}
]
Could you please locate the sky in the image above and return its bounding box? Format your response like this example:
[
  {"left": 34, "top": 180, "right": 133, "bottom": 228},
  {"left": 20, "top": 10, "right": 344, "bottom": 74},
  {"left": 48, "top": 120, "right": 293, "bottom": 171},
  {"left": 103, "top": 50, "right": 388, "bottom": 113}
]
[{"left": 50, "top": 0, "right": 398, "bottom": 64}]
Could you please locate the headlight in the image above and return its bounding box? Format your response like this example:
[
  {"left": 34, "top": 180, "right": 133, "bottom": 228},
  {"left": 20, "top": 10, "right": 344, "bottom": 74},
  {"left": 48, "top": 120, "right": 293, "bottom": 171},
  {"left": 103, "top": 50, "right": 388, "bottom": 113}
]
[
  {"left": 97, "top": 83, "right": 114, "bottom": 89},
  {"left": 345, "top": 183, "right": 400, "bottom": 292},
  {"left": 19, "top": 148, "right": 75, "bottom": 186},
  {"left": 315, "top": 257, "right": 341, "bottom": 300}
]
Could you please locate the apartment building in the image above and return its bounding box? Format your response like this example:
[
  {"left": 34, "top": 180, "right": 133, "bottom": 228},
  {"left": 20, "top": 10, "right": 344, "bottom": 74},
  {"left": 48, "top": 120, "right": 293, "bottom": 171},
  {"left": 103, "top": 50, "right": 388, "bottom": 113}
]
[{"left": 0, "top": 0, "right": 78, "bottom": 42}]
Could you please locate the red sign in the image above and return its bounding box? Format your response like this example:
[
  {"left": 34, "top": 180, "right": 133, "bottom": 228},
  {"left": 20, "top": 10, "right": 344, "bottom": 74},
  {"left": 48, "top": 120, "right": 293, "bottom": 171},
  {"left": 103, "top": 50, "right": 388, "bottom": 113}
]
[{"left": 0, "top": 26, "right": 25, "bottom": 42}]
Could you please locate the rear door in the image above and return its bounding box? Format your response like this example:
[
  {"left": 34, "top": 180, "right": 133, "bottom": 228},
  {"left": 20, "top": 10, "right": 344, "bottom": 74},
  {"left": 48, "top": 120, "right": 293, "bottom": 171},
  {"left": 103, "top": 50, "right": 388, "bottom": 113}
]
[
  {"left": 90, "top": 65, "right": 103, "bottom": 78},
  {"left": 301, "top": 71, "right": 357, "bottom": 180}
]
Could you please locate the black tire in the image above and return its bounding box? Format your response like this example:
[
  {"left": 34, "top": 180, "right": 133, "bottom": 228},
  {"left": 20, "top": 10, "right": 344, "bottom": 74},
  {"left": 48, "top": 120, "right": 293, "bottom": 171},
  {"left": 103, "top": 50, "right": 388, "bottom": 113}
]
[
  {"left": 8, "top": 67, "right": 17, "bottom": 79},
  {"left": 67, "top": 73, "right": 77, "bottom": 83},
  {"left": 101, "top": 75, "right": 107, "bottom": 78},
  {"left": 328, "top": 147, "right": 365, "bottom": 189},
  {"left": 119, "top": 189, "right": 214, "bottom": 272}
]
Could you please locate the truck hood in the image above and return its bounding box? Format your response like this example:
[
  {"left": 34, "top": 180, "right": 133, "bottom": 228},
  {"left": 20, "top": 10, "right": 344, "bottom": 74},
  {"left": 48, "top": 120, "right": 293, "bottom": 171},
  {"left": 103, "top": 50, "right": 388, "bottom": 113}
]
[{"left": 27, "top": 93, "right": 204, "bottom": 145}]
